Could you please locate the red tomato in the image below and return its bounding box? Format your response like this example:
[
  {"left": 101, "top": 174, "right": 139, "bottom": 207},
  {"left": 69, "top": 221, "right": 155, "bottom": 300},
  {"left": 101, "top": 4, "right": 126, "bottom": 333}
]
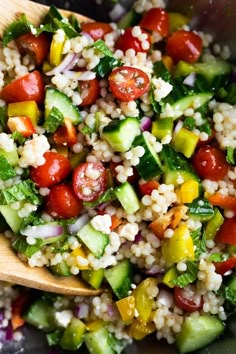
[
  {"left": 79, "top": 78, "right": 100, "bottom": 106},
  {"left": 15, "top": 33, "right": 50, "bottom": 66},
  {"left": 166, "top": 30, "right": 202, "bottom": 63},
  {"left": 81, "top": 22, "right": 113, "bottom": 40},
  {"left": 139, "top": 180, "right": 160, "bottom": 196},
  {"left": 73, "top": 162, "right": 107, "bottom": 202},
  {"left": 174, "top": 285, "right": 203, "bottom": 312},
  {"left": 53, "top": 118, "right": 77, "bottom": 146},
  {"left": 108, "top": 66, "right": 150, "bottom": 102},
  {"left": 214, "top": 255, "right": 236, "bottom": 275},
  {"left": 109, "top": 161, "right": 139, "bottom": 185},
  {"left": 215, "top": 217, "right": 236, "bottom": 245},
  {"left": 0, "top": 71, "right": 44, "bottom": 104},
  {"left": 30, "top": 151, "right": 71, "bottom": 188},
  {"left": 115, "top": 27, "right": 151, "bottom": 54},
  {"left": 7, "top": 116, "right": 36, "bottom": 138},
  {"left": 192, "top": 145, "right": 229, "bottom": 181},
  {"left": 45, "top": 184, "right": 83, "bottom": 219},
  {"left": 139, "top": 8, "right": 169, "bottom": 37}
]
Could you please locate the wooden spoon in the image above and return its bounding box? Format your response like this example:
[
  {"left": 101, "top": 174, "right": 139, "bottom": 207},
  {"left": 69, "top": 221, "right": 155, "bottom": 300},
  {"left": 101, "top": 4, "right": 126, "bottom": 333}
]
[{"left": 0, "top": 0, "right": 101, "bottom": 295}]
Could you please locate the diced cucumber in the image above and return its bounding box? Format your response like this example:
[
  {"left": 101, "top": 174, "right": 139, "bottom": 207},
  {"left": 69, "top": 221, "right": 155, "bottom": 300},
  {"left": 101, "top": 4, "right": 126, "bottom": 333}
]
[
  {"left": 151, "top": 117, "right": 173, "bottom": 140},
  {"left": 85, "top": 326, "right": 122, "bottom": 354},
  {"left": 204, "top": 208, "right": 224, "bottom": 240},
  {"left": 46, "top": 330, "right": 62, "bottom": 346},
  {"left": 50, "top": 260, "right": 71, "bottom": 277},
  {"left": 102, "top": 117, "right": 140, "bottom": 152},
  {"left": 0, "top": 147, "right": 19, "bottom": 166},
  {"left": 45, "top": 87, "right": 81, "bottom": 125},
  {"left": 132, "top": 133, "right": 163, "bottom": 180},
  {"left": 23, "top": 299, "right": 57, "bottom": 331},
  {"left": 0, "top": 204, "right": 23, "bottom": 234},
  {"left": 117, "top": 9, "right": 141, "bottom": 29},
  {"left": 114, "top": 181, "right": 140, "bottom": 214},
  {"left": 60, "top": 317, "right": 86, "bottom": 351},
  {"left": 187, "top": 197, "right": 214, "bottom": 222},
  {"left": 176, "top": 315, "right": 224, "bottom": 354},
  {"left": 77, "top": 222, "right": 109, "bottom": 258},
  {"left": 104, "top": 259, "right": 133, "bottom": 299},
  {"left": 81, "top": 269, "right": 104, "bottom": 290}
]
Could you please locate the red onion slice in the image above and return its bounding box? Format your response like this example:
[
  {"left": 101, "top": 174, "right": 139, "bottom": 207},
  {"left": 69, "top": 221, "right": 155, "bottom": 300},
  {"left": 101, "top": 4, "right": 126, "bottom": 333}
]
[
  {"left": 46, "top": 52, "right": 79, "bottom": 76},
  {"left": 140, "top": 116, "right": 152, "bottom": 132},
  {"left": 21, "top": 223, "right": 64, "bottom": 239},
  {"left": 64, "top": 70, "right": 96, "bottom": 81},
  {"left": 67, "top": 214, "right": 90, "bottom": 235},
  {"left": 74, "top": 303, "right": 89, "bottom": 319}
]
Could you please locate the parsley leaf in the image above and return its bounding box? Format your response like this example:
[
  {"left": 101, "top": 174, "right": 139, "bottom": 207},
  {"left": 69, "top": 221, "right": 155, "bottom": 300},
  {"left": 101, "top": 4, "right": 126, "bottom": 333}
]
[
  {"left": 94, "top": 56, "right": 122, "bottom": 78},
  {"left": 172, "top": 261, "right": 198, "bottom": 288},
  {"left": 90, "top": 39, "right": 113, "bottom": 57},
  {"left": 0, "top": 155, "right": 17, "bottom": 181},
  {"left": 149, "top": 82, "right": 162, "bottom": 114},
  {"left": 191, "top": 227, "right": 206, "bottom": 259},
  {"left": 0, "top": 179, "right": 42, "bottom": 205},
  {"left": 11, "top": 131, "right": 27, "bottom": 145},
  {"left": 43, "top": 107, "right": 64, "bottom": 133},
  {"left": 153, "top": 61, "right": 171, "bottom": 82},
  {"left": 183, "top": 117, "right": 195, "bottom": 130},
  {"left": 226, "top": 147, "right": 235, "bottom": 165},
  {"left": 208, "top": 253, "right": 229, "bottom": 263},
  {"left": 2, "top": 14, "right": 33, "bottom": 46},
  {"left": 12, "top": 237, "right": 43, "bottom": 258},
  {"left": 83, "top": 188, "right": 117, "bottom": 208}
]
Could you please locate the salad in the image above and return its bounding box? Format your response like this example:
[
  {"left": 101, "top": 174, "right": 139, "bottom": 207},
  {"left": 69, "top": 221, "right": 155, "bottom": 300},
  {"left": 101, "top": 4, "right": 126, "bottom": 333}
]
[{"left": 0, "top": 0, "right": 236, "bottom": 353}]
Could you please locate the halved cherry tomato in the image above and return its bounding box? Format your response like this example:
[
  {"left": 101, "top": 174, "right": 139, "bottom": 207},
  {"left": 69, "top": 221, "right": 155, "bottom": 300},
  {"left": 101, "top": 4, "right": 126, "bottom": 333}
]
[
  {"left": 115, "top": 27, "right": 151, "bottom": 54},
  {"left": 215, "top": 217, "right": 236, "bottom": 245},
  {"left": 81, "top": 22, "right": 113, "bottom": 40},
  {"left": 109, "top": 161, "right": 139, "bottom": 185},
  {"left": 108, "top": 66, "right": 150, "bottom": 102},
  {"left": 30, "top": 151, "right": 71, "bottom": 188},
  {"left": 15, "top": 32, "right": 50, "bottom": 66},
  {"left": 139, "top": 7, "right": 169, "bottom": 37},
  {"left": 166, "top": 30, "right": 202, "bottom": 63},
  {"left": 214, "top": 255, "right": 236, "bottom": 275},
  {"left": 174, "top": 285, "right": 203, "bottom": 312},
  {"left": 7, "top": 116, "right": 36, "bottom": 138},
  {"left": 0, "top": 70, "right": 44, "bottom": 104},
  {"left": 192, "top": 145, "right": 229, "bottom": 181},
  {"left": 139, "top": 180, "right": 160, "bottom": 196},
  {"left": 53, "top": 118, "right": 77, "bottom": 146},
  {"left": 79, "top": 78, "right": 100, "bottom": 106},
  {"left": 45, "top": 184, "right": 83, "bottom": 219},
  {"left": 73, "top": 162, "right": 107, "bottom": 202}
]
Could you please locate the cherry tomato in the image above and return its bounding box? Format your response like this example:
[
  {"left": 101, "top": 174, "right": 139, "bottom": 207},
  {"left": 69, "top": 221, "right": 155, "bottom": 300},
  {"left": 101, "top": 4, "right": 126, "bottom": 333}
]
[
  {"left": 45, "top": 184, "right": 83, "bottom": 219},
  {"left": 139, "top": 180, "right": 160, "bottom": 196},
  {"left": 15, "top": 33, "right": 50, "bottom": 66},
  {"left": 109, "top": 161, "right": 139, "bottom": 185},
  {"left": 214, "top": 255, "right": 236, "bottom": 275},
  {"left": 0, "top": 71, "right": 44, "bottom": 104},
  {"left": 30, "top": 151, "right": 71, "bottom": 188},
  {"left": 108, "top": 66, "right": 150, "bottom": 102},
  {"left": 166, "top": 30, "right": 202, "bottom": 63},
  {"left": 174, "top": 285, "right": 203, "bottom": 312},
  {"left": 72, "top": 162, "right": 107, "bottom": 202},
  {"left": 215, "top": 217, "right": 236, "bottom": 245},
  {"left": 79, "top": 78, "right": 100, "bottom": 106},
  {"left": 192, "top": 145, "right": 229, "bottom": 181},
  {"left": 115, "top": 27, "right": 151, "bottom": 54},
  {"left": 139, "top": 8, "right": 169, "bottom": 37},
  {"left": 7, "top": 116, "right": 36, "bottom": 138},
  {"left": 53, "top": 118, "right": 77, "bottom": 146},
  {"left": 81, "top": 22, "right": 113, "bottom": 40}
]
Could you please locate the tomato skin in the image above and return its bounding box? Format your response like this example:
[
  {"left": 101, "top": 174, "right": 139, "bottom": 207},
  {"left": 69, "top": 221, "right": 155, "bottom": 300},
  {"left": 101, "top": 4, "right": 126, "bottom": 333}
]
[
  {"left": 108, "top": 66, "right": 150, "bottom": 102},
  {"left": 166, "top": 30, "right": 202, "bottom": 63},
  {"left": 45, "top": 184, "right": 83, "bottom": 219},
  {"left": 139, "top": 180, "right": 160, "bottom": 196},
  {"left": 30, "top": 151, "right": 71, "bottom": 188},
  {"left": 192, "top": 145, "right": 229, "bottom": 181},
  {"left": 81, "top": 22, "right": 113, "bottom": 40},
  {"left": 174, "top": 286, "right": 203, "bottom": 312},
  {"left": 115, "top": 27, "right": 151, "bottom": 54},
  {"left": 215, "top": 217, "right": 236, "bottom": 245},
  {"left": 214, "top": 255, "right": 236, "bottom": 275},
  {"left": 79, "top": 78, "right": 100, "bottom": 106},
  {"left": 73, "top": 162, "right": 107, "bottom": 202},
  {"left": 53, "top": 118, "right": 77, "bottom": 146},
  {"left": 139, "top": 8, "right": 169, "bottom": 37},
  {"left": 7, "top": 116, "right": 36, "bottom": 138},
  {"left": 0, "top": 71, "right": 44, "bottom": 104},
  {"left": 16, "top": 33, "right": 50, "bottom": 66}
]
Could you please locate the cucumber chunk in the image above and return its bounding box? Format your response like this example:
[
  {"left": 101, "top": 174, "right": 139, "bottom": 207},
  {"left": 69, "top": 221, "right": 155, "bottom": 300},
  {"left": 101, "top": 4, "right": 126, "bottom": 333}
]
[
  {"left": 81, "top": 269, "right": 104, "bottom": 289},
  {"left": 176, "top": 315, "right": 224, "bottom": 353},
  {"left": 0, "top": 204, "right": 23, "bottom": 234},
  {"left": 23, "top": 299, "right": 57, "bottom": 331},
  {"left": 85, "top": 326, "right": 123, "bottom": 354},
  {"left": 50, "top": 260, "right": 71, "bottom": 277},
  {"left": 114, "top": 181, "right": 140, "bottom": 214},
  {"left": 77, "top": 222, "right": 109, "bottom": 258},
  {"left": 60, "top": 317, "right": 86, "bottom": 350}
]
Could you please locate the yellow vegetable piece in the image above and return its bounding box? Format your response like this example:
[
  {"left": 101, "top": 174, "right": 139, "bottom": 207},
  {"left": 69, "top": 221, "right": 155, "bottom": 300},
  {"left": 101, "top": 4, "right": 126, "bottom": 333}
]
[
  {"left": 42, "top": 61, "right": 54, "bottom": 73},
  {"left": 8, "top": 101, "right": 40, "bottom": 126},
  {"left": 133, "top": 277, "right": 157, "bottom": 324},
  {"left": 162, "top": 55, "right": 174, "bottom": 72},
  {"left": 168, "top": 12, "right": 190, "bottom": 33},
  {"left": 128, "top": 319, "right": 156, "bottom": 340},
  {"left": 162, "top": 265, "right": 178, "bottom": 288},
  {"left": 86, "top": 320, "right": 104, "bottom": 332},
  {"left": 180, "top": 179, "right": 199, "bottom": 204},
  {"left": 49, "top": 30, "right": 66, "bottom": 66},
  {"left": 161, "top": 224, "right": 194, "bottom": 264},
  {"left": 116, "top": 295, "right": 135, "bottom": 324},
  {"left": 172, "top": 127, "right": 199, "bottom": 158},
  {"left": 70, "top": 247, "right": 89, "bottom": 270},
  {"left": 56, "top": 146, "right": 69, "bottom": 158}
]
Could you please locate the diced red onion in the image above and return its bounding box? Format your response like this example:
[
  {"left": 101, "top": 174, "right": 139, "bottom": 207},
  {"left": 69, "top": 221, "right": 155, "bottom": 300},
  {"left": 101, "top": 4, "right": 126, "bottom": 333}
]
[
  {"left": 140, "top": 116, "right": 152, "bottom": 132},
  {"left": 67, "top": 214, "right": 90, "bottom": 235},
  {"left": 64, "top": 70, "right": 96, "bottom": 81},
  {"left": 5, "top": 323, "right": 13, "bottom": 341},
  {"left": 21, "top": 223, "right": 64, "bottom": 239},
  {"left": 109, "top": 4, "right": 127, "bottom": 21},
  {"left": 134, "top": 232, "right": 143, "bottom": 244},
  {"left": 183, "top": 73, "right": 196, "bottom": 87},
  {"left": 107, "top": 303, "right": 119, "bottom": 318},
  {"left": 74, "top": 303, "right": 89, "bottom": 319},
  {"left": 46, "top": 52, "right": 79, "bottom": 76},
  {"left": 173, "top": 120, "right": 183, "bottom": 136},
  {"left": 145, "top": 265, "right": 161, "bottom": 275},
  {"left": 96, "top": 202, "right": 110, "bottom": 212},
  {"left": 157, "top": 289, "right": 174, "bottom": 308}
]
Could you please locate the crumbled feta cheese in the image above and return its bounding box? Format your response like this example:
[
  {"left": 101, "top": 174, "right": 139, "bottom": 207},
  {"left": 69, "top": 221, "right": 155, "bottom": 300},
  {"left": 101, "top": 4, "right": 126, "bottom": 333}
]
[
  {"left": 152, "top": 77, "right": 173, "bottom": 102},
  {"left": 55, "top": 310, "right": 73, "bottom": 328},
  {"left": 18, "top": 134, "right": 50, "bottom": 168},
  {"left": 91, "top": 214, "right": 112, "bottom": 234}
]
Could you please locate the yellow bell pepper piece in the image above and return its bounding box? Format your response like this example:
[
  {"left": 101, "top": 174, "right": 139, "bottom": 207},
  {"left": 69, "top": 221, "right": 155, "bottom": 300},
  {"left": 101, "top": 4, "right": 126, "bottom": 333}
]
[
  {"left": 116, "top": 295, "right": 135, "bottom": 324},
  {"left": 49, "top": 30, "right": 66, "bottom": 66},
  {"left": 162, "top": 55, "right": 174, "bottom": 72},
  {"left": 161, "top": 224, "right": 195, "bottom": 264},
  {"left": 8, "top": 101, "right": 40, "bottom": 126},
  {"left": 168, "top": 12, "right": 190, "bottom": 33},
  {"left": 162, "top": 265, "right": 178, "bottom": 288},
  {"left": 42, "top": 61, "right": 54, "bottom": 73},
  {"left": 180, "top": 179, "right": 199, "bottom": 204},
  {"left": 128, "top": 319, "right": 156, "bottom": 340},
  {"left": 70, "top": 247, "right": 89, "bottom": 270},
  {"left": 172, "top": 127, "right": 199, "bottom": 158},
  {"left": 133, "top": 278, "right": 157, "bottom": 323},
  {"left": 86, "top": 320, "right": 104, "bottom": 332}
]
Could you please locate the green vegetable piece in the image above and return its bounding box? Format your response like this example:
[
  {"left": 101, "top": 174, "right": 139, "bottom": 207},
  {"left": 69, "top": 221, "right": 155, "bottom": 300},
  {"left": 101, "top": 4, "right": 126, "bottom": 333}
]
[
  {"left": 12, "top": 237, "right": 43, "bottom": 258},
  {"left": 60, "top": 318, "right": 86, "bottom": 350},
  {"left": 162, "top": 266, "right": 178, "bottom": 288},
  {"left": 2, "top": 14, "right": 33, "bottom": 46},
  {"left": 226, "top": 147, "right": 235, "bottom": 165},
  {"left": 43, "top": 106, "right": 64, "bottom": 133},
  {"left": 172, "top": 127, "right": 199, "bottom": 158},
  {"left": 0, "top": 155, "right": 17, "bottom": 180},
  {"left": 114, "top": 182, "right": 140, "bottom": 214},
  {"left": 85, "top": 326, "right": 122, "bottom": 354},
  {"left": 81, "top": 269, "right": 104, "bottom": 289},
  {"left": 117, "top": 9, "right": 141, "bottom": 29},
  {"left": 0, "top": 179, "right": 41, "bottom": 205},
  {"left": 0, "top": 147, "right": 19, "bottom": 167},
  {"left": 187, "top": 197, "right": 214, "bottom": 222},
  {"left": 77, "top": 222, "right": 109, "bottom": 258},
  {"left": 90, "top": 39, "right": 113, "bottom": 57},
  {"left": 23, "top": 299, "right": 57, "bottom": 331},
  {"left": 0, "top": 203, "right": 24, "bottom": 234},
  {"left": 46, "top": 330, "right": 62, "bottom": 346},
  {"left": 94, "top": 56, "right": 122, "bottom": 78},
  {"left": 104, "top": 260, "right": 133, "bottom": 299},
  {"left": 151, "top": 117, "right": 173, "bottom": 140},
  {"left": 172, "top": 261, "right": 198, "bottom": 288},
  {"left": 153, "top": 60, "right": 171, "bottom": 82},
  {"left": 50, "top": 260, "right": 71, "bottom": 277},
  {"left": 204, "top": 208, "right": 224, "bottom": 240}
]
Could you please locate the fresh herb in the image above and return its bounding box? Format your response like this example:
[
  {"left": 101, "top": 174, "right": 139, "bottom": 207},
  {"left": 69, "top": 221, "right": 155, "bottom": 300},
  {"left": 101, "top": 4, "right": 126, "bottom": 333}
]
[
  {"left": 43, "top": 106, "right": 64, "bottom": 133},
  {"left": 172, "top": 261, "right": 198, "bottom": 288},
  {"left": 191, "top": 227, "right": 206, "bottom": 259},
  {"left": 226, "top": 147, "right": 235, "bottom": 165},
  {"left": 208, "top": 253, "right": 229, "bottom": 263},
  {"left": 218, "top": 277, "right": 236, "bottom": 306},
  {"left": 187, "top": 197, "right": 214, "bottom": 222},
  {"left": 0, "top": 106, "right": 7, "bottom": 129},
  {"left": 0, "top": 155, "right": 17, "bottom": 180},
  {"left": 19, "top": 212, "right": 43, "bottom": 230},
  {"left": 94, "top": 56, "right": 122, "bottom": 78},
  {"left": 153, "top": 61, "right": 171, "bottom": 82},
  {"left": 52, "top": 17, "right": 80, "bottom": 39},
  {"left": 183, "top": 117, "right": 195, "bottom": 130},
  {"left": 68, "top": 14, "right": 81, "bottom": 32},
  {"left": 0, "top": 179, "right": 42, "bottom": 205},
  {"left": 149, "top": 82, "right": 162, "bottom": 114},
  {"left": 11, "top": 131, "right": 27, "bottom": 145},
  {"left": 81, "top": 112, "right": 101, "bottom": 136},
  {"left": 198, "top": 120, "right": 212, "bottom": 135},
  {"left": 217, "top": 83, "right": 236, "bottom": 105},
  {"left": 46, "top": 330, "right": 63, "bottom": 346},
  {"left": 12, "top": 237, "right": 43, "bottom": 258},
  {"left": 90, "top": 39, "right": 113, "bottom": 57},
  {"left": 2, "top": 14, "right": 33, "bottom": 46},
  {"left": 83, "top": 188, "right": 117, "bottom": 208}
]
